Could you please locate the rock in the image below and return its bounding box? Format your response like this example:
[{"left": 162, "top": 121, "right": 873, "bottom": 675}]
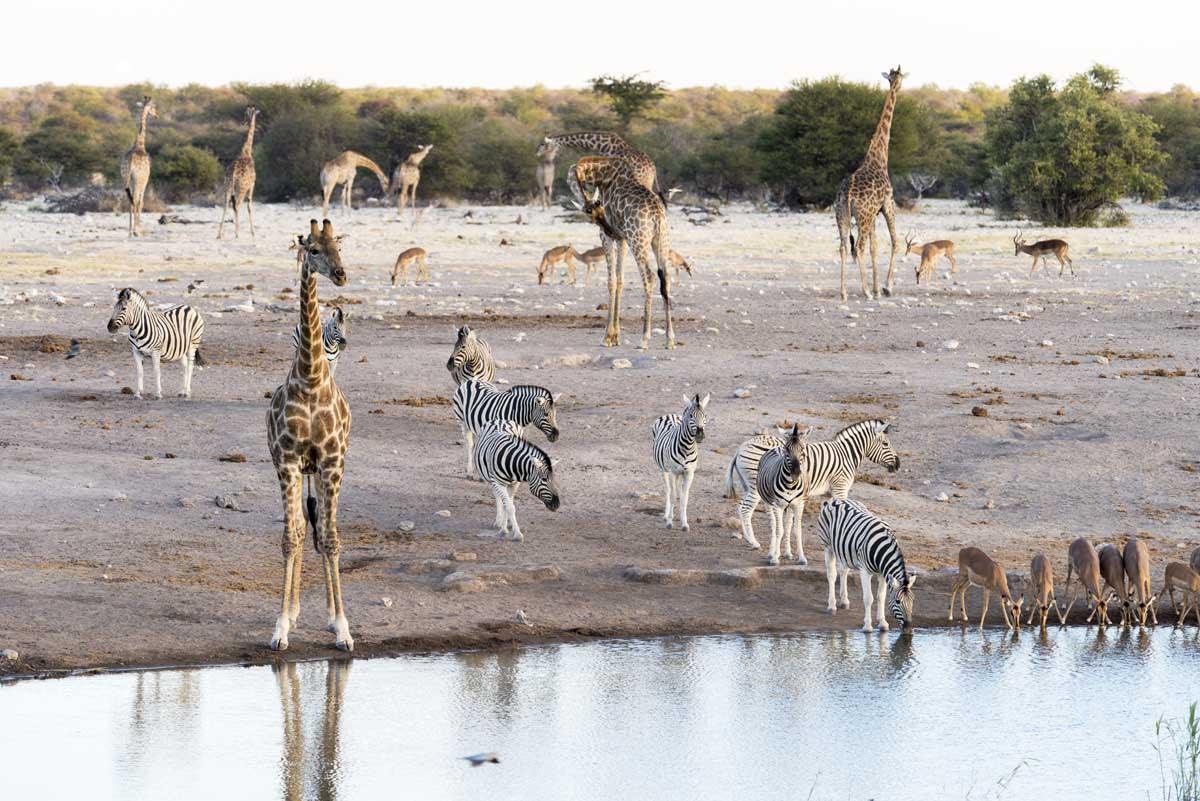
[
  {"left": 381, "top": 597, "right": 394, "bottom": 608},
  {"left": 936, "top": 492, "right": 950, "bottom": 502},
  {"left": 704, "top": 326, "right": 720, "bottom": 334},
  {"left": 622, "top": 567, "right": 707, "bottom": 586},
  {"left": 111, "top": 492, "right": 128, "bottom": 502},
  {"left": 966, "top": 362, "right": 980, "bottom": 370},
  {"left": 1091, "top": 355, "right": 1110, "bottom": 365},
  {"left": 985, "top": 499, "right": 996, "bottom": 510},
  {"left": 435, "top": 509, "right": 452, "bottom": 518},
  {"left": 178, "top": 497, "right": 197, "bottom": 508},
  {"left": 214, "top": 495, "right": 239, "bottom": 510},
  {"left": 971, "top": 406, "right": 989, "bottom": 417},
  {"left": 440, "top": 572, "right": 489, "bottom": 593},
  {"left": 611, "top": 358, "right": 632, "bottom": 369},
  {"left": 713, "top": 569, "right": 762, "bottom": 589},
  {"left": 1040, "top": 339, "right": 1054, "bottom": 347},
  {"left": 449, "top": 551, "right": 477, "bottom": 562},
  {"left": 1, "top": 649, "right": 17, "bottom": 662},
  {"left": 733, "top": 387, "right": 752, "bottom": 399},
  {"left": 942, "top": 340, "right": 960, "bottom": 350},
  {"left": 397, "top": 520, "right": 416, "bottom": 532}
]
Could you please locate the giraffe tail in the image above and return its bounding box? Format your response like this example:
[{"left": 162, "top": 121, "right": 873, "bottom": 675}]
[
  {"left": 305, "top": 490, "right": 319, "bottom": 547},
  {"left": 849, "top": 233, "right": 857, "bottom": 259},
  {"left": 124, "top": 187, "right": 133, "bottom": 204}
]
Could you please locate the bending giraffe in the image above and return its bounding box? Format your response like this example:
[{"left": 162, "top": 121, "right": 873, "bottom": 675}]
[
  {"left": 542, "top": 132, "right": 662, "bottom": 201},
  {"left": 834, "top": 66, "right": 905, "bottom": 300},
  {"left": 217, "top": 106, "right": 258, "bottom": 239},
  {"left": 393, "top": 144, "right": 433, "bottom": 218},
  {"left": 320, "top": 151, "right": 390, "bottom": 218},
  {"left": 267, "top": 219, "right": 354, "bottom": 652},
  {"left": 572, "top": 156, "right": 675, "bottom": 349},
  {"left": 120, "top": 96, "right": 157, "bottom": 238}
]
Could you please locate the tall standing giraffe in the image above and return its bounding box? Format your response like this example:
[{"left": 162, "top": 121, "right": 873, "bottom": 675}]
[
  {"left": 120, "top": 96, "right": 157, "bottom": 238},
  {"left": 217, "top": 106, "right": 258, "bottom": 239},
  {"left": 320, "top": 151, "right": 390, "bottom": 218},
  {"left": 393, "top": 144, "right": 434, "bottom": 218},
  {"left": 543, "top": 132, "right": 661, "bottom": 200},
  {"left": 571, "top": 156, "right": 675, "bottom": 350},
  {"left": 534, "top": 139, "right": 558, "bottom": 208},
  {"left": 834, "top": 66, "right": 905, "bottom": 301},
  {"left": 267, "top": 219, "right": 354, "bottom": 652}
]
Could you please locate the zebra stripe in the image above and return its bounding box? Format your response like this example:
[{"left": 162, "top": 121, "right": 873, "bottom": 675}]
[
  {"left": 447, "top": 325, "right": 496, "bottom": 385},
  {"left": 106, "top": 287, "right": 205, "bottom": 399},
  {"left": 292, "top": 306, "right": 347, "bottom": 374},
  {"left": 816, "top": 498, "right": 915, "bottom": 631},
  {"left": 473, "top": 419, "right": 561, "bottom": 541},
  {"left": 651, "top": 393, "right": 709, "bottom": 530},
  {"left": 755, "top": 425, "right": 810, "bottom": 565},
  {"left": 453, "top": 379, "right": 559, "bottom": 477},
  {"left": 725, "top": 419, "right": 899, "bottom": 556}
]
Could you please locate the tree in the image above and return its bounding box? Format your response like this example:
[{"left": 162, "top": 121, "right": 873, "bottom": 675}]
[
  {"left": 15, "top": 111, "right": 108, "bottom": 187},
  {"left": 155, "top": 144, "right": 222, "bottom": 199},
  {"left": 590, "top": 74, "right": 666, "bottom": 128},
  {"left": 757, "top": 77, "right": 922, "bottom": 207},
  {"left": 1141, "top": 85, "right": 1200, "bottom": 197},
  {"left": 0, "top": 127, "right": 18, "bottom": 185},
  {"left": 984, "top": 65, "right": 1166, "bottom": 225}
]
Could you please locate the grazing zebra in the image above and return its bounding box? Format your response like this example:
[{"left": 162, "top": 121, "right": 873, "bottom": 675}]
[
  {"left": 725, "top": 419, "right": 899, "bottom": 567},
  {"left": 755, "top": 424, "right": 811, "bottom": 565},
  {"left": 817, "top": 498, "right": 915, "bottom": 632},
  {"left": 446, "top": 325, "right": 496, "bottom": 385},
  {"left": 453, "top": 379, "right": 560, "bottom": 477},
  {"left": 106, "top": 287, "right": 205, "bottom": 399},
  {"left": 651, "top": 393, "right": 710, "bottom": 530},
  {"left": 291, "top": 306, "right": 347, "bottom": 375},
  {"left": 474, "top": 419, "right": 561, "bottom": 541}
]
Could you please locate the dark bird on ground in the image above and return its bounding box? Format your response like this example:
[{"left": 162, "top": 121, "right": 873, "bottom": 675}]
[
  {"left": 65, "top": 338, "right": 81, "bottom": 359},
  {"left": 462, "top": 753, "right": 500, "bottom": 767}
]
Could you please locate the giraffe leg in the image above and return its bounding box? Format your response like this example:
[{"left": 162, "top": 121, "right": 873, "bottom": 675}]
[
  {"left": 881, "top": 198, "right": 899, "bottom": 296},
  {"left": 855, "top": 218, "right": 873, "bottom": 299},
  {"left": 653, "top": 238, "right": 675, "bottom": 349},
  {"left": 150, "top": 351, "right": 163, "bottom": 400},
  {"left": 246, "top": 188, "right": 256, "bottom": 239},
  {"left": 322, "top": 184, "right": 333, "bottom": 220},
  {"left": 868, "top": 218, "right": 880, "bottom": 298},
  {"left": 343, "top": 177, "right": 355, "bottom": 214},
  {"left": 410, "top": 181, "right": 420, "bottom": 222},
  {"left": 131, "top": 343, "right": 144, "bottom": 399},
  {"left": 637, "top": 254, "right": 655, "bottom": 351},
  {"left": 217, "top": 188, "right": 231, "bottom": 239},
  {"left": 271, "top": 466, "right": 304, "bottom": 650},
  {"left": 317, "top": 463, "right": 352, "bottom": 651},
  {"left": 133, "top": 187, "right": 145, "bottom": 237},
  {"left": 602, "top": 237, "right": 621, "bottom": 347},
  {"left": 835, "top": 195, "right": 851, "bottom": 302}
]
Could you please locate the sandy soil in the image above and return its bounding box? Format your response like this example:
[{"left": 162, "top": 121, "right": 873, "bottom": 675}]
[{"left": 1, "top": 197, "right": 1198, "bottom": 679}]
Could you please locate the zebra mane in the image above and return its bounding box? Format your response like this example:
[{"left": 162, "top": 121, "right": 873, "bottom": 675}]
[
  {"left": 832, "top": 419, "right": 884, "bottom": 440},
  {"left": 513, "top": 384, "right": 553, "bottom": 399},
  {"left": 524, "top": 437, "right": 553, "bottom": 472}
]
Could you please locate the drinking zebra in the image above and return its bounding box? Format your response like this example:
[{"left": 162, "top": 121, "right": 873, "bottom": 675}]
[
  {"left": 446, "top": 325, "right": 496, "bottom": 385},
  {"left": 474, "top": 419, "right": 560, "bottom": 541},
  {"left": 816, "top": 498, "right": 915, "bottom": 632},
  {"left": 725, "top": 419, "right": 899, "bottom": 567},
  {"left": 453, "top": 379, "right": 560, "bottom": 477},
  {"left": 106, "top": 287, "right": 205, "bottom": 399},
  {"left": 755, "top": 423, "right": 811, "bottom": 565},
  {"left": 291, "top": 306, "right": 347, "bottom": 376},
  {"left": 651, "top": 393, "right": 710, "bottom": 530}
]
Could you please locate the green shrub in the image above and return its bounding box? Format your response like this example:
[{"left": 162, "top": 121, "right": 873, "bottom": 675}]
[{"left": 155, "top": 144, "right": 222, "bottom": 199}]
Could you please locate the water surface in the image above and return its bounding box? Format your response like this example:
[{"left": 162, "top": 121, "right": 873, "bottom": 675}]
[{"left": 4, "top": 628, "right": 1199, "bottom": 800}]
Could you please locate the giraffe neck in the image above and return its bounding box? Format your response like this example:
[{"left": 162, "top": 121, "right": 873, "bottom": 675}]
[
  {"left": 134, "top": 108, "right": 150, "bottom": 151},
  {"left": 239, "top": 117, "right": 256, "bottom": 159},
  {"left": 552, "top": 133, "right": 631, "bottom": 157},
  {"left": 863, "top": 84, "right": 899, "bottom": 169},
  {"left": 294, "top": 262, "right": 327, "bottom": 385}
]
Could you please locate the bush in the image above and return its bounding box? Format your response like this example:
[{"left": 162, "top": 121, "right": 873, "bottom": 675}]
[
  {"left": 984, "top": 65, "right": 1166, "bottom": 225},
  {"left": 1141, "top": 86, "right": 1200, "bottom": 198},
  {"left": 757, "top": 77, "right": 923, "bottom": 207},
  {"left": 15, "top": 111, "right": 108, "bottom": 188},
  {"left": 155, "top": 144, "right": 222, "bottom": 199},
  {"left": 0, "top": 127, "right": 17, "bottom": 184}
]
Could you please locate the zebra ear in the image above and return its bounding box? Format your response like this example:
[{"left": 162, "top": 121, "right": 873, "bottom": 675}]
[
  {"left": 882, "top": 420, "right": 895, "bottom": 433},
  {"left": 682, "top": 395, "right": 692, "bottom": 406},
  {"left": 906, "top": 574, "right": 917, "bottom": 589},
  {"left": 699, "top": 393, "right": 710, "bottom": 409},
  {"left": 552, "top": 393, "right": 563, "bottom": 404}
]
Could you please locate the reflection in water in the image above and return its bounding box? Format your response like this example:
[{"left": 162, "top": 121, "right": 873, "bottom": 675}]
[{"left": 5, "top": 630, "right": 1200, "bottom": 801}]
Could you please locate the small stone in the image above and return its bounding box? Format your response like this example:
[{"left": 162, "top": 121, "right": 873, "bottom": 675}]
[
  {"left": 178, "top": 497, "right": 196, "bottom": 508},
  {"left": 1, "top": 648, "right": 17, "bottom": 661},
  {"left": 936, "top": 492, "right": 950, "bottom": 503},
  {"left": 120, "top": 386, "right": 135, "bottom": 395},
  {"left": 967, "top": 362, "right": 980, "bottom": 370},
  {"left": 985, "top": 499, "right": 996, "bottom": 510},
  {"left": 398, "top": 520, "right": 416, "bottom": 532},
  {"left": 915, "top": 340, "right": 925, "bottom": 348},
  {"left": 1041, "top": 339, "right": 1054, "bottom": 347},
  {"left": 733, "top": 388, "right": 752, "bottom": 399},
  {"left": 111, "top": 492, "right": 128, "bottom": 502},
  {"left": 704, "top": 326, "right": 720, "bottom": 334},
  {"left": 435, "top": 509, "right": 452, "bottom": 518},
  {"left": 1091, "top": 355, "right": 1110, "bottom": 365},
  {"left": 449, "top": 551, "right": 477, "bottom": 562},
  {"left": 942, "top": 340, "right": 959, "bottom": 350},
  {"left": 215, "top": 495, "right": 238, "bottom": 511},
  {"left": 381, "top": 597, "right": 394, "bottom": 608},
  {"left": 611, "top": 358, "right": 632, "bottom": 369},
  {"left": 971, "top": 406, "right": 989, "bottom": 417}
]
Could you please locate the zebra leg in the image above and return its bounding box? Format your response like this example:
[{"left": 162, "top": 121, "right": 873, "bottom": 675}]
[
  {"left": 839, "top": 569, "right": 850, "bottom": 609},
  {"left": 766, "top": 507, "right": 782, "bottom": 566},
  {"left": 791, "top": 503, "right": 807, "bottom": 565},
  {"left": 780, "top": 507, "right": 794, "bottom": 561},
  {"left": 860, "top": 567, "right": 876, "bottom": 632},
  {"left": 464, "top": 429, "right": 476, "bottom": 479},
  {"left": 662, "top": 471, "right": 675, "bottom": 527},
  {"left": 738, "top": 491, "right": 762, "bottom": 548},
  {"left": 131, "top": 344, "right": 144, "bottom": 399},
  {"left": 491, "top": 482, "right": 508, "bottom": 533},
  {"left": 150, "top": 351, "right": 163, "bottom": 400},
  {"left": 180, "top": 353, "right": 193, "bottom": 398},
  {"left": 504, "top": 482, "right": 523, "bottom": 542},
  {"left": 678, "top": 469, "right": 695, "bottom": 531},
  {"left": 875, "top": 574, "right": 890, "bottom": 631},
  {"left": 824, "top": 549, "right": 839, "bottom": 614}
]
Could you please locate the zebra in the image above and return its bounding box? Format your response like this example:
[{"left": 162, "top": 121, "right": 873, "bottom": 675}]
[
  {"left": 755, "top": 424, "right": 811, "bottom": 565},
  {"left": 725, "top": 419, "right": 899, "bottom": 566},
  {"left": 452, "top": 379, "right": 560, "bottom": 477},
  {"left": 816, "top": 498, "right": 916, "bottom": 632},
  {"left": 446, "top": 325, "right": 495, "bottom": 385},
  {"left": 473, "top": 419, "right": 560, "bottom": 541},
  {"left": 106, "top": 287, "right": 205, "bottom": 399},
  {"left": 291, "top": 306, "right": 347, "bottom": 376},
  {"left": 651, "top": 393, "right": 710, "bottom": 530}
]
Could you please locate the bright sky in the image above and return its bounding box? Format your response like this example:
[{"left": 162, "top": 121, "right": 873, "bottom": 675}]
[{"left": 8, "top": 0, "right": 1197, "bottom": 91}]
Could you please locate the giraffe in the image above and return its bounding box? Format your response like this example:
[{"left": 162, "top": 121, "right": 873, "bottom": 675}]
[
  {"left": 834, "top": 66, "right": 906, "bottom": 301},
  {"left": 267, "top": 219, "right": 353, "bottom": 652},
  {"left": 320, "top": 151, "right": 390, "bottom": 218},
  {"left": 543, "top": 132, "right": 661, "bottom": 200},
  {"left": 571, "top": 156, "right": 675, "bottom": 350},
  {"left": 534, "top": 139, "right": 558, "bottom": 208},
  {"left": 120, "top": 96, "right": 157, "bottom": 238},
  {"left": 217, "top": 106, "right": 258, "bottom": 240},
  {"left": 393, "top": 144, "right": 434, "bottom": 218}
]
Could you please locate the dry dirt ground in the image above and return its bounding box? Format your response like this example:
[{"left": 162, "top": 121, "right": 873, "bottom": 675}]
[{"left": 1, "top": 198, "right": 1198, "bottom": 679}]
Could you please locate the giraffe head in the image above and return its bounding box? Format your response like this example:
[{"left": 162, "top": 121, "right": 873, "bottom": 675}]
[
  {"left": 246, "top": 106, "right": 259, "bottom": 124},
  {"left": 295, "top": 219, "right": 347, "bottom": 285},
  {"left": 140, "top": 96, "right": 158, "bottom": 120},
  {"left": 881, "top": 66, "right": 905, "bottom": 91},
  {"left": 537, "top": 138, "right": 559, "bottom": 159}
]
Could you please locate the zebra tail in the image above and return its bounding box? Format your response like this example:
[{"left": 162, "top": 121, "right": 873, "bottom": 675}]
[
  {"left": 723, "top": 456, "right": 739, "bottom": 498},
  {"left": 194, "top": 349, "right": 207, "bottom": 367}
]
